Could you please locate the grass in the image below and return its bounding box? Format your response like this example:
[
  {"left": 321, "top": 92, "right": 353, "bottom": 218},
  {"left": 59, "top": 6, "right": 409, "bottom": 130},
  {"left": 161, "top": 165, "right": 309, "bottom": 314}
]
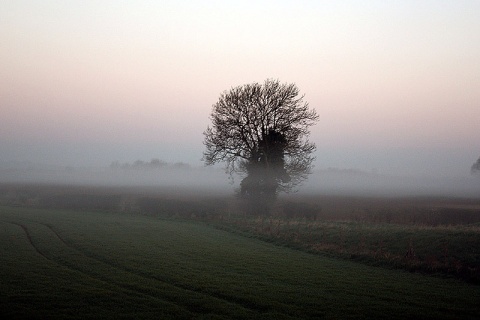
[
  {"left": 216, "top": 216, "right": 480, "bottom": 283},
  {"left": 1, "top": 205, "right": 480, "bottom": 319}
]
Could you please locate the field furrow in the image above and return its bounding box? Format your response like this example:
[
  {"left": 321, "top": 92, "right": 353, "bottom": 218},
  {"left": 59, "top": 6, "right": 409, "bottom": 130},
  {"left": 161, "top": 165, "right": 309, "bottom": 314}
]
[
  {"left": 2, "top": 205, "right": 480, "bottom": 319},
  {"left": 42, "top": 222, "right": 267, "bottom": 314},
  {"left": 11, "top": 220, "right": 259, "bottom": 318}
]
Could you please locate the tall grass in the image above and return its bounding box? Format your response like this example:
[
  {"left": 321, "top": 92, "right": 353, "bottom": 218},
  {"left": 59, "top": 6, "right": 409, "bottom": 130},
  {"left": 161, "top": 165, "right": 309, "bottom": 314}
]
[{"left": 218, "top": 216, "right": 480, "bottom": 283}]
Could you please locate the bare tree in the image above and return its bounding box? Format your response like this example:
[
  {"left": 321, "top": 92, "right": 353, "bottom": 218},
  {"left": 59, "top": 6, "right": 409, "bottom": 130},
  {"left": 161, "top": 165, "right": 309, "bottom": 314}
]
[
  {"left": 203, "top": 79, "right": 318, "bottom": 206},
  {"left": 472, "top": 157, "right": 480, "bottom": 174}
]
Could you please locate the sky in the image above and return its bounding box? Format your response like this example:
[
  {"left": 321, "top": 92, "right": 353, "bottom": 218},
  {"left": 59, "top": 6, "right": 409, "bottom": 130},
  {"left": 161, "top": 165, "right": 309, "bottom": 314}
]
[{"left": 1, "top": 0, "right": 479, "bottom": 178}]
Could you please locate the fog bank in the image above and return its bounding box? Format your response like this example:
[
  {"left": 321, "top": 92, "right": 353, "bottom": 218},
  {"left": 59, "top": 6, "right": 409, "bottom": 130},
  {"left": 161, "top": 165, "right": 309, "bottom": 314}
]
[
  {"left": 302, "top": 168, "right": 480, "bottom": 198},
  {"left": 1, "top": 161, "right": 478, "bottom": 198}
]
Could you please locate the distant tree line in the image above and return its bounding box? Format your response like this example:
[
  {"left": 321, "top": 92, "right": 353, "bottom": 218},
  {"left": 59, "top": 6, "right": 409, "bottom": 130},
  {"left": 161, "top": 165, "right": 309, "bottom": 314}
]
[
  {"left": 472, "top": 156, "right": 480, "bottom": 174},
  {"left": 109, "top": 159, "right": 191, "bottom": 170}
]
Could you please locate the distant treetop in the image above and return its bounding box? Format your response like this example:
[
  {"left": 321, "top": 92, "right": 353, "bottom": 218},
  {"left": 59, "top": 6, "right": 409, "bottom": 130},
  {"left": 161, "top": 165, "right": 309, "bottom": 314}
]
[
  {"left": 472, "top": 157, "right": 480, "bottom": 174},
  {"left": 109, "top": 159, "right": 190, "bottom": 170}
]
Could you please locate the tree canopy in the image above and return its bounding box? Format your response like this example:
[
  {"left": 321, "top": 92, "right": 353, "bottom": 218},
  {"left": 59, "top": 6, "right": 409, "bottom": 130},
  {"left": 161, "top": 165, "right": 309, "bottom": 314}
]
[
  {"left": 203, "top": 79, "right": 318, "bottom": 198},
  {"left": 472, "top": 157, "right": 480, "bottom": 174}
]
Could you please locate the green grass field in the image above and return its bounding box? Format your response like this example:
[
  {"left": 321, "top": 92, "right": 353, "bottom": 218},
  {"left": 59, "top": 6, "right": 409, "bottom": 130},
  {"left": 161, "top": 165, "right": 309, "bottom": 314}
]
[{"left": 1, "top": 205, "right": 480, "bottom": 319}]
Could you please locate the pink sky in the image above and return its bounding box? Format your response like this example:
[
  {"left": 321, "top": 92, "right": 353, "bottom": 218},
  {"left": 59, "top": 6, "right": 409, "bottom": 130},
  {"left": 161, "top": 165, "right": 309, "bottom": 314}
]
[{"left": 1, "top": 1, "right": 479, "bottom": 176}]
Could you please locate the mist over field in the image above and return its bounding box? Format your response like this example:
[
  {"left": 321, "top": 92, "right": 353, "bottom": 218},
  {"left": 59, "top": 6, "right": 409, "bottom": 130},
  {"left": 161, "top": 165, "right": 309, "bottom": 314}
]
[
  {"left": 1, "top": 160, "right": 478, "bottom": 198},
  {"left": 2, "top": 1, "right": 480, "bottom": 193}
]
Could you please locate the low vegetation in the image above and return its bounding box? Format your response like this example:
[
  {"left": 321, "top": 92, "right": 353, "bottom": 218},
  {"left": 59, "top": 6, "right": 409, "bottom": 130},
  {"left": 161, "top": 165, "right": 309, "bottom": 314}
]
[
  {"left": 217, "top": 216, "right": 480, "bottom": 283},
  {"left": 1, "top": 183, "right": 480, "bottom": 318}
]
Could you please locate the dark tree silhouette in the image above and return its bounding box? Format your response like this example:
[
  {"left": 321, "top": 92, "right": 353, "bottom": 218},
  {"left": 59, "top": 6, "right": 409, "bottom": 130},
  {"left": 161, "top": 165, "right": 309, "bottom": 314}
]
[
  {"left": 472, "top": 157, "right": 480, "bottom": 174},
  {"left": 203, "top": 79, "right": 318, "bottom": 206}
]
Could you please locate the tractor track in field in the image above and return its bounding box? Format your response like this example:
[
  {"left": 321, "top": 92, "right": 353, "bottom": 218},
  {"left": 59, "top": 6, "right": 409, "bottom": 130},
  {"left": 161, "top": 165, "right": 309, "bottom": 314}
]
[
  {"left": 3, "top": 221, "right": 203, "bottom": 315},
  {"left": 8, "top": 222, "right": 50, "bottom": 260},
  {"left": 12, "top": 220, "right": 267, "bottom": 314},
  {"left": 42, "top": 222, "right": 269, "bottom": 314}
]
